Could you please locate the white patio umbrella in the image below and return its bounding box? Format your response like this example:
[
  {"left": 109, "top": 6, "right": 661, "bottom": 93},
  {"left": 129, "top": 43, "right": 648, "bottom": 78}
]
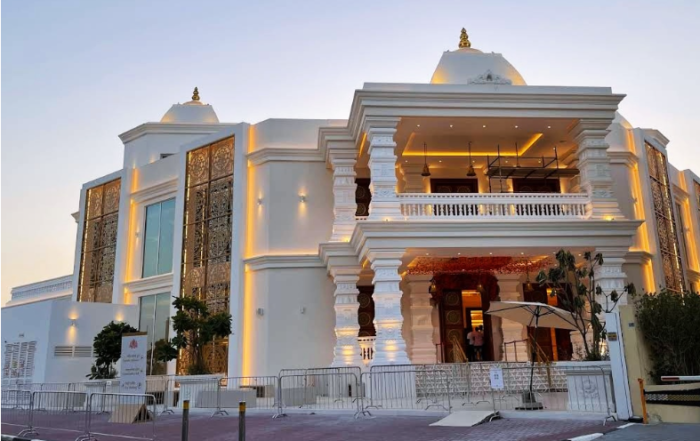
[{"left": 486, "top": 301, "right": 580, "bottom": 409}]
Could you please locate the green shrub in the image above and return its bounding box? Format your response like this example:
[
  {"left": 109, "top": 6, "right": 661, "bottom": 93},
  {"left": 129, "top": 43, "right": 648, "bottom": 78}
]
[{"left": 635, "top": 290, "right": 700, "bottom": 382}]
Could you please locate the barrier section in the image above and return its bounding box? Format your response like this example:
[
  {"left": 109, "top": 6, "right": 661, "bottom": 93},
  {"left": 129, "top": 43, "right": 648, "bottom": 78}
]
[
  {"left": 487, "top": 364, "right": 615, "bottom": 420},
  {"left": 220, "top": 376, "right": 278, "bottom": 410},
  {"left": 362, "top": 366, "right": 451, "bottom": 413},
  {"left": 0, "top": 389, "right": 32, "bottom": 433},
  {"left": 26, "top": 391, "right": 88, "bottom": 438},
  {"left": 85, "top": 393, "right": 157, "bottom": 441},
  {"left": 276, "top": 372, "right": 361, "bottom": 417},
  {"left": 171, "top": 377, "right": 220, "bottom": 412}
]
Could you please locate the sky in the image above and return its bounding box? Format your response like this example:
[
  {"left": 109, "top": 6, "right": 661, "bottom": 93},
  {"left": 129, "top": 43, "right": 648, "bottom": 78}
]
[{"left": 2, "top": 0, "right": 699, "bottom": 305}]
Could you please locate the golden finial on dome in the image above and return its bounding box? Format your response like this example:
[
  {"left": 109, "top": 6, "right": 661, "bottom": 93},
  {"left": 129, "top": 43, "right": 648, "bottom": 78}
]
[
  {"left": 459, "top": 28, "right": 471, "bottom": 48},
  {"left": 192, "top": 87, "right": 200, "bottom": 101}
]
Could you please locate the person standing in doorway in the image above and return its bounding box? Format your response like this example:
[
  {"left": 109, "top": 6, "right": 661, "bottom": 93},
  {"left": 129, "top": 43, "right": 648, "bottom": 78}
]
[
  {"left": 464, "top": 326, "right": 475, "bottom": 362},
  {"left": 473, "top": 326, "right": 485, "bottom": 361}
]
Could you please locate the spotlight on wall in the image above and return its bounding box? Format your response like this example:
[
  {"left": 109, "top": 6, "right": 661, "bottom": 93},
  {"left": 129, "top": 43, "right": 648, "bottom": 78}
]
[
  {"left": 299, "top": 194, "right": 307, "bottom": 203},
  {"left": 256, "top": 308, "right": 265, "bottom": 317},
  {"left": 257, "top": 197, "right": 263, "bottom": 206},
  {"left": 70, "top": 319, "right": 76, "bottom": 327}
]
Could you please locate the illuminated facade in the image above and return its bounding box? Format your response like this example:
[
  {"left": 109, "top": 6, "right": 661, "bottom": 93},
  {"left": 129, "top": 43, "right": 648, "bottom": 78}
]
[{"left": 3, "top": 30, "right": 700, "bottom": 383}]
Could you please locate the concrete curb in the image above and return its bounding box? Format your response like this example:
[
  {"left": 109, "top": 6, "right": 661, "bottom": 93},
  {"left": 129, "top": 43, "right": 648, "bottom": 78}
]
[
  {"left": 566, "top": 422, "right": 636, "bottom": 441},
  {"left": 1, "top": 435, "right": 45, "bottom": 441}
]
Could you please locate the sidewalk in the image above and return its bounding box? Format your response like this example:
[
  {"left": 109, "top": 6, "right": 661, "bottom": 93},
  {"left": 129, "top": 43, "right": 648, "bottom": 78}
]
[
  {"left": 599, "top": 423, "right": 700, "bottom": 441},
  {"left": 3, "top": 412, "right": 623, "bottom": 441}
]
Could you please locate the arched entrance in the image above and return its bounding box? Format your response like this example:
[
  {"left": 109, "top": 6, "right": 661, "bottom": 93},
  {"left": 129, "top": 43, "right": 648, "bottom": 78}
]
[{"left": 432, "top": 272, "right": 499, "bottom": 363}]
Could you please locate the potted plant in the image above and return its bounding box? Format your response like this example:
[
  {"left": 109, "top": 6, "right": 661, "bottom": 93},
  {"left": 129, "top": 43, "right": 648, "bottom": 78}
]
[
  {"left": 155, "top": 296, "right": 232, "bottom": 408},
  {"left": 537, "top": 250, "right": 635, "bottom": 412}
]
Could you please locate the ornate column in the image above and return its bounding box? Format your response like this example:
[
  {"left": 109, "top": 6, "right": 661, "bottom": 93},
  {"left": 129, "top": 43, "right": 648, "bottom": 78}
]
[
  {"left": 330, "top": 267, "right": 364, "bottom": 367},
  {"left": 399, "top": 164, "right": 426, "bottom": 194},
  {"left": 595, "top": 247, "right": 629, "bottom": 308},
  {"left": 367, "top": 128, "right": 402, "bottom": 220},
  {"left": 497, "top": 274, "right": 529, "bottom": 362},
  {"left": 368, "top": 249, "right": 410, "bottom": 366},
  {"left": 330, "top": 152, "right": 358, "bottom": 242},
  {"left": 406, "top": 274, "right": 436, "bottom": 364},
  {"left": 570, "top": 120, "right": 624, "bottom": 220}
]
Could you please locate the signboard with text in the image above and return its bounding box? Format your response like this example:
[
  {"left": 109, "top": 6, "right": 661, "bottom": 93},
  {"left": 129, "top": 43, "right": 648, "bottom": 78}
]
[
  {"left": 120, "top": 333, "right": 148, "bottom": 395},
  {"left": 489, "top": 367, "right": 505, "bottom": 390}
]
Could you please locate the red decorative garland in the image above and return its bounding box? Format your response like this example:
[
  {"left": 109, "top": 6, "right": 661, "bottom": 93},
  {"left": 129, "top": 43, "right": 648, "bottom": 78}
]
[{"left": 407, "top": 256, "right": 551, "bottom": 275}]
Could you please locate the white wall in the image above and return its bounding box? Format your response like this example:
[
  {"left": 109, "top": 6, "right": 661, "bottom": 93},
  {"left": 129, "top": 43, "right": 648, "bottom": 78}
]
[{"left": 2, "top": 300, "right": 53, "bottom": 383}]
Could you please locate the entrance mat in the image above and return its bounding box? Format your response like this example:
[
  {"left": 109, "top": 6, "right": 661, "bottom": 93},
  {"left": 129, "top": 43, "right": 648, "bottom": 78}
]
[{"left": 429, "top": 410, "right": 497, "bottom": 427}]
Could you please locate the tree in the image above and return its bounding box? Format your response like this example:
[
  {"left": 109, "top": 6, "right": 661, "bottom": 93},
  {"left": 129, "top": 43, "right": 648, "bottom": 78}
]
[
  {"left": 88, "top": 321, "right": 138, "bottom": 379},
  {"left": 155, "top": 296, "right": 232, "bottom": 375},
  {"left": 635, "top": 289, "right": 700, "bottom": 382},
  {"left": 537, "top": 249, "right": 636, "bottom": 361}
]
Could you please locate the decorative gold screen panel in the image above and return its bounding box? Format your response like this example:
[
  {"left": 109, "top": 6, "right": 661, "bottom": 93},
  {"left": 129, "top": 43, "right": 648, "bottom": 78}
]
[
  {"left": 78, "top": 179, "right": 121, "bottom": 303},
  {"left": 645, "top": 143, "right": 685, "bottom": 292},
  {"left": 179, "top": 137, "right": 234, "bottom": 374}
]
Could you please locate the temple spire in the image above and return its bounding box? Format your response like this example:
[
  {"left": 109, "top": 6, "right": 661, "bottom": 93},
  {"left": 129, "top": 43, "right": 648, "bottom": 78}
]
[
  {"left": 192, "top": 87, "right": 200, "bottom": 101},
  {"left": 459, "top": 28, "right": 471, "bottom": 48}
]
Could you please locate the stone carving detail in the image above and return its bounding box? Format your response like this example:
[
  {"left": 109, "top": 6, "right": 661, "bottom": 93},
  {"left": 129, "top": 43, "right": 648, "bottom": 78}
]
[
  {"left": 468, "top": 70, "right": 513, "bottom": 85},
  {"left": 369, "top": 136, "right": 395, "bottom": 147}
]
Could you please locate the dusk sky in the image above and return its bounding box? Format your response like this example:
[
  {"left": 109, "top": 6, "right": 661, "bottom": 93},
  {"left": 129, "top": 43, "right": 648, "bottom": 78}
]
[{"left": 2, "top": 0, "right": 699, "bottom": 304}]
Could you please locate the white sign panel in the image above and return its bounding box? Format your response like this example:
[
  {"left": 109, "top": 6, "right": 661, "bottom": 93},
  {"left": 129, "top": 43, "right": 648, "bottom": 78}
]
[
  {"left": 489, "top": 367, "right": 504, "bottom": 390},
  {"left": 120, "top": 333, "right": 148, "bottom": 395}
]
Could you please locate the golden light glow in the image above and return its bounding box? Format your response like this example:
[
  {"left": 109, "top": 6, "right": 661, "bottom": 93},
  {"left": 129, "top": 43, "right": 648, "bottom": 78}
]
[
  {"left": 402, "top": 133, "right": 543, "bottom": 157},
  {"left": 241, "top": 265, "right": 254, "bottom": 377},
  {"left": 125, "top": 169, "right": 140, "bottom": 289},
  {"left": 358, "top": 132, "right": 367, "bottom": 157}
]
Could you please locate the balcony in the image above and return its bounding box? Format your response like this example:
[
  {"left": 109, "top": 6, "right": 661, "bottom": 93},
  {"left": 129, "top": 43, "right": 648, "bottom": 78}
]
[{"left": 397, "top": 193, "right": 589, "bottom": 220}]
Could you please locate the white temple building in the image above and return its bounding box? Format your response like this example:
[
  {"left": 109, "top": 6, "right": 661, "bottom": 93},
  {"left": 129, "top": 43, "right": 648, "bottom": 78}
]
[{"left": 3, "top": 30, "right": 700, "bottom": 383}]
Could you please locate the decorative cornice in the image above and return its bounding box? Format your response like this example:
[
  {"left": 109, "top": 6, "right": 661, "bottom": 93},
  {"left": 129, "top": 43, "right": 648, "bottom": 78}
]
[
  {"left": 625, "top": 250, "right": 654, "bottom": 265},
  {"left": 608, "top": 151, "right": 638, "bottom": 168},
  {"left": 244, "top": 254, "right": 324, "bottom": 271},
  {"left": 119, "top": 122, "right": 238, "bottom": 144},
  {"left": 131, "top": 178, "right": 178, "bottom": 204},
  {"left": 247, "top": 148, "right": 324, "bottom": 166},
  {"left": 10, "top": 275, "right": 73, "bottom": 301},
  {"left": 123, "top": 273, "right": 174, "bottom": 295}
]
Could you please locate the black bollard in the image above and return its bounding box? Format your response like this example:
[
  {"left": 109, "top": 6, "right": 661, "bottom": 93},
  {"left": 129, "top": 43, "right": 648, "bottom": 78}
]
[
  {"left": 182, "top": 399, "right": 190, "bottom": 441},
  {"left": 239, "top": 401, "right": 246, "bottom": 441}
]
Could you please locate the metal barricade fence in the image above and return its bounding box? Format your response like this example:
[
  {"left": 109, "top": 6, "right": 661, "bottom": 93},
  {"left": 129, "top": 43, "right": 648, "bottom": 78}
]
[
  {"left": 84, "top": 393, "right": 157, "bottom": 441},
  {"left": 361, "top": 366, "right": 451, "bottom": 413},
  {"left": 220, "top": 376, "right": 278, "bottom": 410},
  {"left": 1, "top": 389, "right": 32, "bottom": 434},
  {"left": 486, "top": 364, "right": 615, "bottom": 421},
  {"left": 166, "top": 376, "right": 221, "bottom": 415},
  {"left": 24, "top": 391, "right": 89, "bottom": 439},
  {"left": 276, "top": 372, "right": 361, "bottom": 418}
]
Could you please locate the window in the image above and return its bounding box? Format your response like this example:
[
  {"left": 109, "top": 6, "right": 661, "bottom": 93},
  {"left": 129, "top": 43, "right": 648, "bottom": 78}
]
[
  {"left": 142, "top": 199, "right": 176, "bottom": 278},
  {"left": 645, "top": 144, "right": 685, "bottom": 292},
  {"left": 139, "top": 293, "right": 171, "bottom": 375},
  {"left": 180, "top": 136, "right": 234, "bottom": 374},
  {"left": 78, "top": 179, "right": 121, "bottom": 302},
  {"left": 3, "top": 341, "right": 37, "bottom": 381}
]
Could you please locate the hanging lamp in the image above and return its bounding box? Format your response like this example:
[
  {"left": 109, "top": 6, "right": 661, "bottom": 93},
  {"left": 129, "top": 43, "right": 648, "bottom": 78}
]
[
  {"left": 524, "top": 259, "right": 534, "bottom": 292},
  {"left": 466, "top": 141, "right": 476, "bottom": 177},
  {"left": 421, "top": 142, "right": 431, "bottom": 177}
]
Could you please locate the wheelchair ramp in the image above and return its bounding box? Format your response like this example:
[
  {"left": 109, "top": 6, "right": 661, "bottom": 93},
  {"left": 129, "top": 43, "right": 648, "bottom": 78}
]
[{"left": 429, "top": 410, "right": 497, "bottom": 427}]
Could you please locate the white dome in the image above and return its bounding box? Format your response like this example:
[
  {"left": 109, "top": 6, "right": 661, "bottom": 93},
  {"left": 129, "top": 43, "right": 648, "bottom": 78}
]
[
  {"left": 430, "top": 30, "right": 526, "bottom": 86},
  {"left": 160, "top": 87, "right": 219, "bottom": 124}
]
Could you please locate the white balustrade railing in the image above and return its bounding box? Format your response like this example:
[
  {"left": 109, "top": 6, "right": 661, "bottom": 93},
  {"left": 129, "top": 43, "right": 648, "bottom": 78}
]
[
  {"left": 397, "top": 193, "right": 590, "bottom": 220},
  {"left": 358, "top": 336, "right": 376, "bottom": 364}
]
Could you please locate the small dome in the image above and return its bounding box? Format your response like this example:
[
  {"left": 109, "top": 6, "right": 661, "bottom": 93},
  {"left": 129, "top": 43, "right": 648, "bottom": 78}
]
[
  {"left": 430, "top": 29, "right": 526, "bottom": 86},
  {"left": 160, "top": 87, "right": 220, "bottom": 124}
]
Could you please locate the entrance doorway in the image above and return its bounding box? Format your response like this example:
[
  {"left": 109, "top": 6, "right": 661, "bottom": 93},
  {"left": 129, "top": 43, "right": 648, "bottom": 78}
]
[
  {"left": 523, "top": 285, "right": 574, "bottom": 361},
  {"left": 434, "top": 273, "right": 498, "bottom": 363}
]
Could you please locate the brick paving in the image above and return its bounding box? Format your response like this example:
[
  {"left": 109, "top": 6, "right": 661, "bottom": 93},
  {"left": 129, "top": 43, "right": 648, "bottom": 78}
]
[
  {"left": 2, "top": 411, "right": 624, "bottom": 441},
  {"left": 600, "top": 423, "right": 700, "bottom": 441}
]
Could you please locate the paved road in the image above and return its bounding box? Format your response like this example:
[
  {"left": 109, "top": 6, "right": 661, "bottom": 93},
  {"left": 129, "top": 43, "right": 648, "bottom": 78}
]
[
  {"left": 602, "top": 423, "right": 700, "bottom": 441},
  {"left": 3, "top": 412, "right": 622, "bottom": 441}
]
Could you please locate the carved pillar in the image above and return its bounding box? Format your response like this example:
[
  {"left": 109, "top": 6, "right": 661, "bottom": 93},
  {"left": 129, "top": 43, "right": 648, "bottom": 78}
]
[
  {"left": 330, "top": 267, "right": 364, "bottom": 367},
  {"left": 367, "top": 128, "right": 401, "bottom": 220},
  {"left": 570, "top": 120, "right": 624, "bottom": 220},
  {"left": 497, "top": 274, "right": 529, "bottom": 362},
  {"left": 406, "top": 274, "right": 436, "bottom": 364},
  {"left": 399, "top": 164, "right": 426, "bottom": 194},
  {"left": 595, "top": 247, "right": 629, "bottom": 308},
  {"left": 330, "top": 155, "right": 358, "bottom": 242},
  {"left": 368, "top": 249, "right": 410, "bottom": 366}
]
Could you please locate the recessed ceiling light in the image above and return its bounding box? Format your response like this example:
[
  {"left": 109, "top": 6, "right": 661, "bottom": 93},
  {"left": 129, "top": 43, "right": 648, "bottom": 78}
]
[
  {"left": 482, "top": 125, "right": 487, "bottom": 128},
  {"left": 417, "top": 124, "right": 420, "bottom": 127},
  {"left": 439, "top": 160, "right": 442, "bottom": 163},
  {"left": 425, "top": 252, "right": 429, "bottom": 255},
  {"left": 547, "top": 126, "right": 552, "bottom": 129},
  {"left": 489, "top": 252, "right": 493, "bottom": 255},
  {"left": 515, "top": 125, "right": 519, "bottom": 128},
  {"left": 405, "top": 160, "right": 408, "bottom": 163},
  {"left": 449, "top": 124, "right": 453, "bottom": 128},
  {"left": 457, "top": 252, "right": 461, "bottom": 255},
  {"left": 521, "top": 252, "right": 525, "bottom": 255}
]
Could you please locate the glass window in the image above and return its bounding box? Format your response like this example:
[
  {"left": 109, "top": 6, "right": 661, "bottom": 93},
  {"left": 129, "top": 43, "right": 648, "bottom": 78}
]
[
  {"left": 142, "top": 199, "right": 176, "bottom": 278},
  {"left": 138, "top": 293, "right": 171, "bottom": 375}
]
